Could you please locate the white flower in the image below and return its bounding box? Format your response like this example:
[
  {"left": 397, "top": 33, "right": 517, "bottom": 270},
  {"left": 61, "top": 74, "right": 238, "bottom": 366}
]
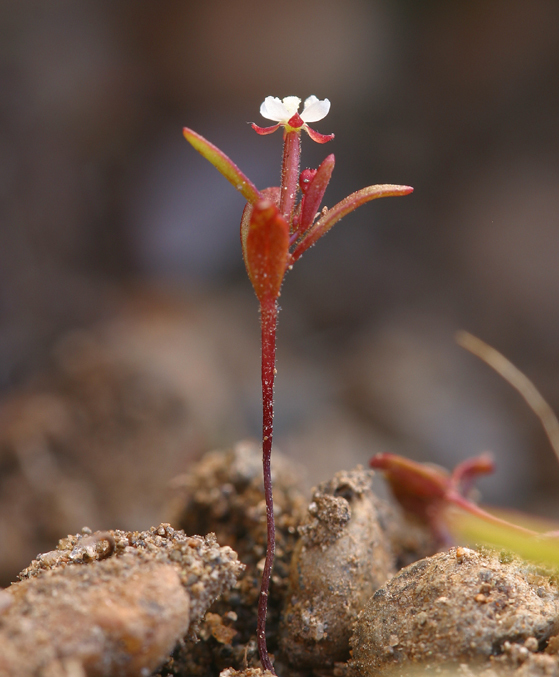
[
  {"left": 260, "top": 95, "right": 330, "bottom": 124},
  {"left": 253, "top": 95, "right": 334, "bottom": 143}
]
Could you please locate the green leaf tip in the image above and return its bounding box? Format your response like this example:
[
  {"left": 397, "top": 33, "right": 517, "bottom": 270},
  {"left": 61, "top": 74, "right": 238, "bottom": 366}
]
[{"left": 183, "top": 127, "right": 260, "bottom": 203}]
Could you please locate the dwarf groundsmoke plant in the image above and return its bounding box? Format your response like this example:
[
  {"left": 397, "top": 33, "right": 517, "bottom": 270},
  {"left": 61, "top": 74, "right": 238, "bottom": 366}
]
[
  {"left": 183, "top": 95, "right": 413, "bottom": 672},
  {"left": 370, "top": 331, "right": 559, "bottom": 557},
  {"left": 370, "top": 451, "right": 559, "bottom": 557}
]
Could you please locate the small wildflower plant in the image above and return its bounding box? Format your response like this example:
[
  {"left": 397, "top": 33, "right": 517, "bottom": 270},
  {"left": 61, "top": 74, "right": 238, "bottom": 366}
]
[
  {"left": 370, "top": 327, "right": 559, "bottom": 559},
  {"left": 183, "top": 95, "right": 413, "bottom": 672},
  {"left": 370, "top": 451, "right": 559, "bottom": 558},
  {"left": 369, "top": 452, "right": 518, "bottom": 545}
]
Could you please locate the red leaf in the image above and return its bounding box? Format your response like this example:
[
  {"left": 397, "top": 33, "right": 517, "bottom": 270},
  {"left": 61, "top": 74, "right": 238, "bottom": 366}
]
[
  {"left": 241, "top": 187, "right": 280, "bottom": 273},
  {"left": 370, "top": 453, "right": 449, "bottom": 514},
  {"left": 297, "top": 154, "right": 335, "bottom": 237},
  {"left": 291, "top": 183, "right": 413, "bottom": 262},
  {"left": 449, "top": 453, "right": 494, "bottom": 495},
  {"left": 244, "top": 198, "right": 289, "bottom": 303}
]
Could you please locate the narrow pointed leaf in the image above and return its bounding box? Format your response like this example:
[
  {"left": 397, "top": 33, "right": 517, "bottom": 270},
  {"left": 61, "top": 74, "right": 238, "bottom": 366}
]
[
  {"left": 298, "top": 154, "right": 335, "bottom": 236},
  {"left": 245, "top": 199, "right": 289, "bottom": 303},
  {"left": 183, "top": 127, "right": 260, "bottom": 203},
  {"left": 291, "top": 184, "right": 413, "bottom": 262},
  {"left": 241, "top": 187, "right": 280, "bottom": 273}
]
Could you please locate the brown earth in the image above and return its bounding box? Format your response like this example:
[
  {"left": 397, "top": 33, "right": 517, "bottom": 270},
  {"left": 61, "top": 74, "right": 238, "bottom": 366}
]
[{"left": 1, "top": 442, "right": 559, "bottom": 677}]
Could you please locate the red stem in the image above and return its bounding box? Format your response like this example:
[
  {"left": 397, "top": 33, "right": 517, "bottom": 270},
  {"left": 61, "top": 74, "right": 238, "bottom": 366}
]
[
  {"left": 279, "top": 130, "right": 301, "bottom": 227},
  {"left": 257, "top": 298, "right": 278, "bottom": 673},
  {"left": 448, "top": 491, "right": 539, "bottom": 537}
]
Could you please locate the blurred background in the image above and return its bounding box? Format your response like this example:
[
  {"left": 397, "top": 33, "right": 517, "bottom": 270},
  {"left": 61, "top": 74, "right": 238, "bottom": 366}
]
[{"left": 1, "top": 0, "right": 559, "bottom": 583}]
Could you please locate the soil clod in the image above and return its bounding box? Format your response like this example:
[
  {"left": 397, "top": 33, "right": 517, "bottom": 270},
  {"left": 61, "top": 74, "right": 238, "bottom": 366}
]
[
  {"left": 280, "top": 467, "right": 397, "bottom": 669},
  {"left": 0, "top": 524, "right": 243, "bottom": 676},
  {"left": 350, "top": 547, "right": 559, "bottom": 675}
]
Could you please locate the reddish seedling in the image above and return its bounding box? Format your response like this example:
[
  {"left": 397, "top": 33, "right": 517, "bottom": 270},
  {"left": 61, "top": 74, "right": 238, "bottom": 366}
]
[
  {"left": 371, "top": 449, "right": 559, "bottom": 552},
  {"left": 184, "top": 95, "right": 412, "bottom": 672},
  {"left": 371, "top": 332, "right": 559, "bottom": 550},
  {"left": 370, "top": 452, "right": 525, "bottom": 544}
]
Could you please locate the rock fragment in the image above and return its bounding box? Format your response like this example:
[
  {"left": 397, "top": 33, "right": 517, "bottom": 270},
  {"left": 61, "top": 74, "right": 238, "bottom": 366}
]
[
  {"left": 162, "top": 441, "right": 307, "bottom": 676},
  {"left": 351, "top": 547, "right": 559, "bottom": 675},
  {"left": 281, "top": 467, "right": 397, "bottom": 669},
  {"left": 0, "top": 524, "right": 243, "bottom": 676},
  {"left": 219, "top": 669, "right": 275, "bottom": 677}
]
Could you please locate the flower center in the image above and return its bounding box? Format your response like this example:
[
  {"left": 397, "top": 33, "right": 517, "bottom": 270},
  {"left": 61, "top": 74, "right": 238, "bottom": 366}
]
[{"left": 287, "top": 112, "right": 304, "bottom": 129}]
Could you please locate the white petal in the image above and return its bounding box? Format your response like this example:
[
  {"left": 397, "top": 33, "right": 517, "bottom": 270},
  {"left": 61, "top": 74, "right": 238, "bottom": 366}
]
[
  {"left": 260, "top": 96, "right": 291, "bottom": 122},
  {"left": 301, "top": 97, "right": 330, "bottom": 123},
  {"left": 303, "top": 95, "right": 319, "bottom": 108},
  {"left": 281, "top": 96, "right": 302, "bottom": 117}
]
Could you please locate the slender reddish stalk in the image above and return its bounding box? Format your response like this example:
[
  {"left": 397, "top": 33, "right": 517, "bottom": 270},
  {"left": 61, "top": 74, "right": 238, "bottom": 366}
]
[
  {"left": 279, "top": 130, "right": 301, "bottom": 226},
  {"left": 257, "top": 298, "right": 278, "bottom": 673},
  {"left": 449, "top": 492, "right": 541, "bottom": 538},
  {"left": 256, "top": 124, "right": 301, "bottom": 674}
]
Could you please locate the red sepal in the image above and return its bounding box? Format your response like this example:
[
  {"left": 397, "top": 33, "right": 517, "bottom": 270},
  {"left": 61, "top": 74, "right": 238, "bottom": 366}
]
[
  {"left": 305, "top": 126, "right": 335, "bottom": 144},
  {"left": 251, "top": 123, "right": 281, "bottom": 136}
]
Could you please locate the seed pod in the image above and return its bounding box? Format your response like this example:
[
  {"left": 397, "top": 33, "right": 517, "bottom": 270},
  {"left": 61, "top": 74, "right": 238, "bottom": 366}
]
[
  {"left": 351, "top": 547, "right": 559, "bottom": 675},
  {"left": 280, "top": 467, "right": 397, "bottom": 668}
]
